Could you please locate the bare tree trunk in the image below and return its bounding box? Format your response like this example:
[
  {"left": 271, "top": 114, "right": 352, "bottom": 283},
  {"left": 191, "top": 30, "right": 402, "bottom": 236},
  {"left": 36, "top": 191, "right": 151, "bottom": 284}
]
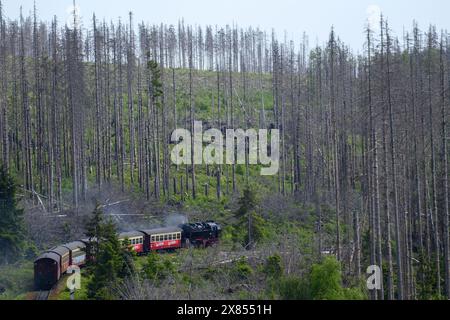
[
  {"left": 329, "top": 29, "right": 341, "bottom": 261},
  {"left": 386, "top": 23, "right": 404, "bottom": 299},
  {"left": 427, "top": 29, "right": 441, "bottom": 297},
  {"left": 439, "top": 35, "right": 450, "bottom": 299},
  {"left": 367, "top": 27, "right": 384, "bottom": 299},
  {"left": 0, "top": 1, "right": 8, "bottom": 171},
  {"left": 127, "top": 13, "right": 136, "bottom": 189},
  {"left": 188, "top": 28, "right": 196, "bottom": 199}
]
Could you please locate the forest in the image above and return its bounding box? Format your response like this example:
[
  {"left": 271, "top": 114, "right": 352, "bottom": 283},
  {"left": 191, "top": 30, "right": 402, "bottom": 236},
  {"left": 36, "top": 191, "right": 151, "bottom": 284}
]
[{"left": 0, "top": 0, "right": 449, "bottom": 300}]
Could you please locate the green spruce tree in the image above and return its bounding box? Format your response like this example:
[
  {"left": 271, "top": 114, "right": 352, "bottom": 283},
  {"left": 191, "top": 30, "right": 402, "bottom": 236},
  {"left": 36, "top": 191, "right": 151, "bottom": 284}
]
[
  {"left": 85, "top": 206, "right": 135, "bottom": 299},
  {"left": 85, "top": 204, "right": 104, "bottom": 261},
  {"left": 235, "top": 187, "right": 258, "bottom": 218},
  {"left": 0, "top": 166, "right": 26, "bottom": 264}
]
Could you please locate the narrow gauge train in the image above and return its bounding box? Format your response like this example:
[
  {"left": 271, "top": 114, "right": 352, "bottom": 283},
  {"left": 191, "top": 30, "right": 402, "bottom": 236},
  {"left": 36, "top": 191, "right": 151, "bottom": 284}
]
[{"left": 34, "top": 221, "right": 221, "bottom": 290}]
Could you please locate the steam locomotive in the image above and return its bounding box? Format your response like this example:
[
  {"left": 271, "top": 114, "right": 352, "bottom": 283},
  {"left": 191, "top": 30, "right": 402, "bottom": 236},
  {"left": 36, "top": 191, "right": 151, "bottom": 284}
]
[{"left": 34, "top": 221, "right": 221, "bottom": 290}]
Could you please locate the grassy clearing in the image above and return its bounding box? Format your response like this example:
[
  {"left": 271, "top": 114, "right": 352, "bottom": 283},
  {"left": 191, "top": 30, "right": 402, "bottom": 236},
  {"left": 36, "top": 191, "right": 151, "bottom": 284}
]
[{"left": 0, "top": 261, "right": 34, "bottom": 300}]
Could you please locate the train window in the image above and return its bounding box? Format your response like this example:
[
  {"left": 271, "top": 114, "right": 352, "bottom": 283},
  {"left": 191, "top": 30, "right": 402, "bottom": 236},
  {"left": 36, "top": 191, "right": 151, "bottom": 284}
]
[
  {"left": 131, "top": 239, "right": 135, "bottom": 245},
  {"left": 177, "top": 233, "right": 181, "bottom": 239},
  {"left": 151, "top": 236, "right": 155, "bottom": 242},
  {"left": 164, "top": 235, "right": 168, "bottom": 240},
  {"left": 157, "top": 236, "right": 161, "bottom": 241},
  {"left": 169, "top": 234, "right": 173, "bottom": 240}
]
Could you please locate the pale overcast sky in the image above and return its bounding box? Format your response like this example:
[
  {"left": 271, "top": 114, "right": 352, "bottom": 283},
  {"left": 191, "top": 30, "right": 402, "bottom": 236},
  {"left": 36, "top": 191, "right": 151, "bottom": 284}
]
[{"left": 2, "top": 0, "right": 449, "bottom": 51}]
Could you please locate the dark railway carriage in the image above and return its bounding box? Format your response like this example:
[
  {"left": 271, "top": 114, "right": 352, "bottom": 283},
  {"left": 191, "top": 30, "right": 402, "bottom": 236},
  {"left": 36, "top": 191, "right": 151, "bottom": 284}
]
[
  {"left": 141, "top": 227, "right": 183, "bottom": 251},
  {"left": 34, "top": 252, "right": 60, "bottom": 290},
  {"left": 48, "top": 246, "right": 70, "bottom": 274},
  {"left": 62, "top": 241, "right": 86, "bottom": 267},
  {"left": 34, "top": 246, "right": 70, "bottom": 290}
]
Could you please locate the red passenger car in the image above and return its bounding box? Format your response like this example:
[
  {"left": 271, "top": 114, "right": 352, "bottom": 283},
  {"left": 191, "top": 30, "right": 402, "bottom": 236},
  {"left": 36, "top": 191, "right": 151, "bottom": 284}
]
[
  {"left": 119, "top": 231, "right": 145, "bottom": 254},
  {"left": 141, "top": 227, "right": 183, "bottom": 251}
]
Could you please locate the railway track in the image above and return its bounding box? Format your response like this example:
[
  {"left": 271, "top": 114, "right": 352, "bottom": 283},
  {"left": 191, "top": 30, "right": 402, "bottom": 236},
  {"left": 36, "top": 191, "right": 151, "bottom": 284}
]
[{"left": 35, "top": 290, "right": 50, "bottom": 300}]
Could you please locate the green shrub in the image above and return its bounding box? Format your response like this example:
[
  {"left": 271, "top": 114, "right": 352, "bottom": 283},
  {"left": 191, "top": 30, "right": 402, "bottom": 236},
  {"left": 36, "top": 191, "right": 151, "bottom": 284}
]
[
  {"left": 235, "top": 165, "right": 245, "bottom": 176},
  {"left": 278, "top": 276, "right": 311, "bottom": 300},
  {"left": 263, "top": 254, "right": 283, "bottom": 279},
  {"left": 232, "top": 257, "right": 253, "bottom": 279},
  {"left": 310, "top": 256, "right": 366, "bottom": 300},
  {"left": 142, "top": 252, "right": 176, "bottom": 282},
  {"left": 310, "top": 256, "right": 344, "bottom": 300},
  {"left": 342, "top": 287, "right": 367, "bottom": 300}
]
